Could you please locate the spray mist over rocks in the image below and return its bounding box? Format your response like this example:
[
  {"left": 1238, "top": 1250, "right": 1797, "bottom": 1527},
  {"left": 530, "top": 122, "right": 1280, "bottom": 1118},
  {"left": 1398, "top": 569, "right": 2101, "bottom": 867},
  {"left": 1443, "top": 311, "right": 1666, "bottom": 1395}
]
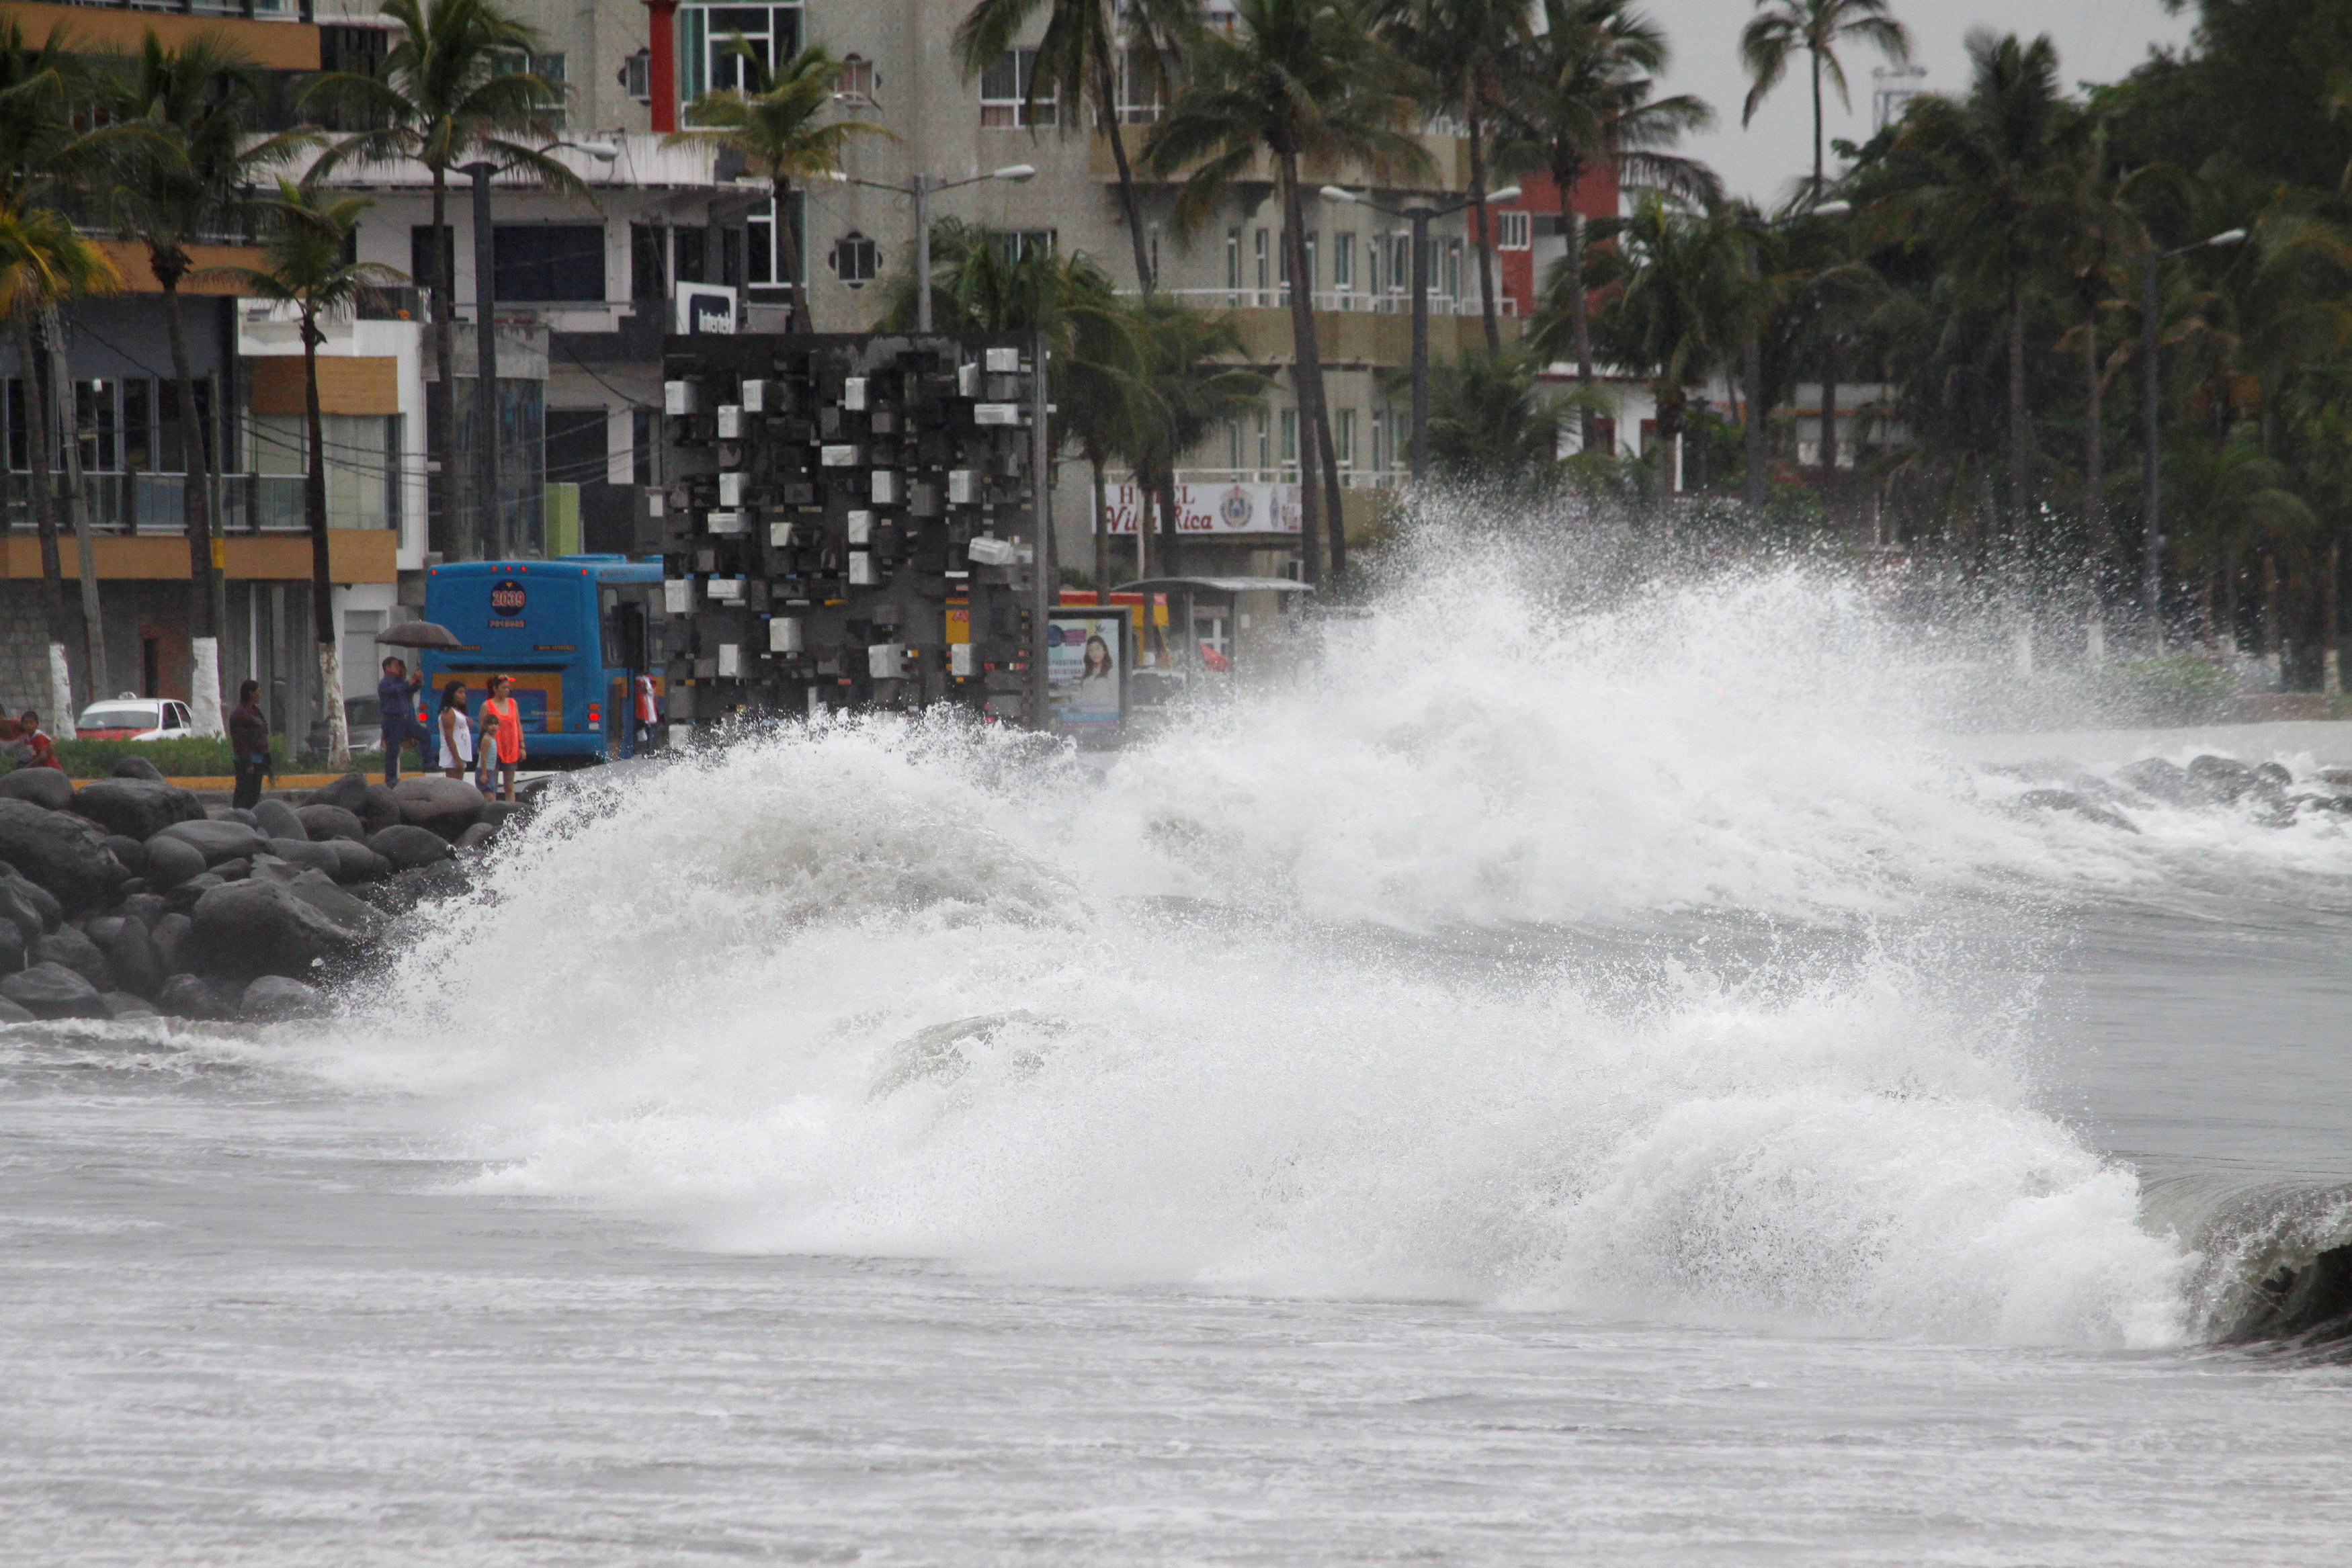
[{"left": 322, "top": 524, "right": 2352, "bottom": 1348}]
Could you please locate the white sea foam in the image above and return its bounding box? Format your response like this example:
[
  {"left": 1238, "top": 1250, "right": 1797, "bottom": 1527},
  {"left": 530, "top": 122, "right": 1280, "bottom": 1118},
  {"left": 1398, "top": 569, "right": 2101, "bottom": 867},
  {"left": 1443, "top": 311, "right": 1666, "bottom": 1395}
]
[{"left": 306, "top": 547, "right": 2352, "bottom": 1348}]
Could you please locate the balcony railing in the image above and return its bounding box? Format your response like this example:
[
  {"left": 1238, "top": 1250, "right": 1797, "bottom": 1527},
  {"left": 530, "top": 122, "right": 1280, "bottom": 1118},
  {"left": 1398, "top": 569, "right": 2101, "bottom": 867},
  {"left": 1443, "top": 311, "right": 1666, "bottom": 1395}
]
[
  {"left": 0, "top": 474, "right": 323, "bottom": 534},
  {"left": 1176, "top": 466, "right": 1402, "bottom": 490},
  {"left": 1139, "top": 287, "right": 1516, "bottom": 317},
  {"left": 56, "top": 0, "right": 306, "bottom": 18}
]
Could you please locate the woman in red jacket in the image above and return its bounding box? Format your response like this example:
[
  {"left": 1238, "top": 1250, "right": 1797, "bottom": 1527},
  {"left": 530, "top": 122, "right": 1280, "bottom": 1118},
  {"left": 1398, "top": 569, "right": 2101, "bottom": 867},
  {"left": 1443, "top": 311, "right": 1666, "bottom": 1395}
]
[{"left": 477, "top": 674, "right": 524, "bottom": 802}]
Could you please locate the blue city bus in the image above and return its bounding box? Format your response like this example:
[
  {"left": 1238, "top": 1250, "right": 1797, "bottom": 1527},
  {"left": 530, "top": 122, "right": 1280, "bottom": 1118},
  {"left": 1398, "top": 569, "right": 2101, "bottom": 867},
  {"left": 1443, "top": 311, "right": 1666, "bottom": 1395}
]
[{"left": 418, "top": 556, "right": 665, "bottom": 764}]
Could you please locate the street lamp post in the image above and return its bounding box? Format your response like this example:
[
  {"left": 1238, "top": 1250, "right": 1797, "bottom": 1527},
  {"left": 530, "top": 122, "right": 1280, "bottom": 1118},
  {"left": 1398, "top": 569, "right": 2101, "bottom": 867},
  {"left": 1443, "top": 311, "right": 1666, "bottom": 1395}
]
[
  {"left": 459, "top": 140, "right": 618, "bottom": 560},
  {"left": 1322, "top": 183, "right": 1518, "bottom": 482},
  {"left": 829, "top": 165, "right": 1037, "bottom": 331},
  {"left": 1738, "top": 200, "right": 1847, "bottom": 525},
  {"left": 2142, "top": 227, "right": 2247, "bottom": 650}
]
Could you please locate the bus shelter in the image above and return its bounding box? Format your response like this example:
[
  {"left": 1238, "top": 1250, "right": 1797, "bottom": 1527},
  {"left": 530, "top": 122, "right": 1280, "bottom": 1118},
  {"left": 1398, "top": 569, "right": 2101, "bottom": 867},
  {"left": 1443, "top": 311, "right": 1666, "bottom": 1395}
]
[{"left": 1109, "top": 576, "right": 1316, "bottom": 712}]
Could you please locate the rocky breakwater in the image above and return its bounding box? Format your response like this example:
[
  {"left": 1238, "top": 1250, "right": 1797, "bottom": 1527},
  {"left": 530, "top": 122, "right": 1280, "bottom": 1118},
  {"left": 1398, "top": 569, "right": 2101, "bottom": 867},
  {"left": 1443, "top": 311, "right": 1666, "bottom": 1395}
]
[
  {"left": 0, "top": 761, "right": 525, "bottom": 1025},
  {"left": 1986, "top": 752, "right": 2352, "bottom": 830}
]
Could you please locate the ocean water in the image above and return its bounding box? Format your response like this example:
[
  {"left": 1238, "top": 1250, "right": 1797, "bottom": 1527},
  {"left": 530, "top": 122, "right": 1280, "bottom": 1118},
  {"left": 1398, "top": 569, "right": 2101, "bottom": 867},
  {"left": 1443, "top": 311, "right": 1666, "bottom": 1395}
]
[{"left": 4, "top": 554, "right": 2349, "bottom": 1565}]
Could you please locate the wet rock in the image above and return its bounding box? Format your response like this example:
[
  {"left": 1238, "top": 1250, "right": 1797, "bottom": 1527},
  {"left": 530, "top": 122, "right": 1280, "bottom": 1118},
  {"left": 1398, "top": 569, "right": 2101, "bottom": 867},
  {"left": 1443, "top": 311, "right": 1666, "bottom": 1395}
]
[
  {"left": 306, "top": 772, "right": 373, "bottom": 815},
  {"left": 1, "top": 871, "right": 61, "bottom": 933},
  {"left": 480, "top": 799, "right": 525, "bottom": 833},
  {"left": 110, "top": 754, "right": 167, "bottom": 782},
  {"left": 2186, "top": 754, "right": 2258, "bottom": 803},
  {"left": 358, "top": 782, "right": 403, "bottom": 835},
  {"left": 394, "top": 775, "right": 486, "bottom": 841},
  {"left": 102, "top": 990, "right": 158, "bottom": 1019},
  {"left": 181, "top": 877, "right": 364, "bottom": 982},
  {"left": 0, "top": 961, "right": 108, "bottom": 1019},
  {"left": 2015, "top": 788, "right": 2142, "bottom": 834},
  {"left": 156, "top": 818, "right": 267, "bottom": 865},
  {"left": 157, "top": 972, "right": 235, "bottom": 1020},
  {"left": 209, "top": 857, "right": 251, "bottom": 883},
  {"left": 150, "top": 912, "right": 190, "bottom": 975},
  {"left": 0, "top": 768, "right": 72, "bottom": 810},
  {"left": 2116, "top": 757, "right": 2195, "bottom": 806},
  {"left": 2294, "top": 791, "right": 2352, "bottom": 816},
  {"left": 252, "top": 860, "right": 384, "bottom": 939},
  {"left": 0, "top": 921, "right": 24, "bottom": 974},
  {"left": 357, "top": 857, "right": 472, "bottom": 916},
  {"left": 0, "top": 878, "right": 48, "bottom": 948},
  {"left": 72, "top": 778, "right": 206, "bottom": 842},
  {"left": 323, "top": 840, "right": 389, "bottom": 883},
  {"left": 97, "top": 916, "right": 165, "bottom": 998},
  {"left": 206, "top": 806, "right": 260, "bottom": 826},
  {"left": 366, "top": 824, "right": 454, "bottom": 871},
  {"left": 32, "top": 926, "right": 114, "bottom": 991},
  {"left": 0, "top": 995, "right": 32, "bottom": 1024},
  {"left": 163, "top": 873, "right": 224, "bottom": 916},
  {"left": 120, "top": 893, "right": 165, "bottom": 931},
  {"left": 2255, "top": 760, "right": 2294, "bottom": 788},
  {"left": 85, "top": 916, "right": 124, "bottom": 946},
  {"left": 101, "top": 835, "right": 151, "bottom": 881},
  {"left": 261, "top": 839, "right": 343, "bottom": 877},
  {"left": 142, "top": 832, "right": 208, "bottom": 889},
  {"left": 454, "top": 821, "right": 497, "bottom": 853},
  {"left": 241, "top": 974, "right": 327, "bottom": 1022},
  {"left": 294, "top": 803, "right": 367, "bottom": 843},
  {"left": 251, "top": 798, "right": 308, "bottom": 841},
  {"left": 0, "top": 799, "right": 132, "bottom": 912}
]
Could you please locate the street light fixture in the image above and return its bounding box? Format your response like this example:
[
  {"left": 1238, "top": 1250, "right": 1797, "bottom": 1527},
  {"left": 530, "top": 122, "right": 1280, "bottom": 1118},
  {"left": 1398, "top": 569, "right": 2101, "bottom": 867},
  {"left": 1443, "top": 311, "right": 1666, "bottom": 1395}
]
[
  {"left": 1739, "top": 200, "right": 1849, "bottom": 524},
  {"left": 1322, "top": 183, "right": 1519, "bottom": 481},
  {"left": 830, "top": 164, "right": 1038, "bottom": 331},
  {"left": 2142, "top": 226, "right": 2247, "bottom": 650}
]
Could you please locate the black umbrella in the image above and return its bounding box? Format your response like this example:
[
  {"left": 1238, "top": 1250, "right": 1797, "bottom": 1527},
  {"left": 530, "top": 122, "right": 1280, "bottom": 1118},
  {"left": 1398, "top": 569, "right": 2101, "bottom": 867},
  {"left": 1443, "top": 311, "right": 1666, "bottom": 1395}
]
[{"left": 376, "top": 620, "right": 464, "bottom": 650}]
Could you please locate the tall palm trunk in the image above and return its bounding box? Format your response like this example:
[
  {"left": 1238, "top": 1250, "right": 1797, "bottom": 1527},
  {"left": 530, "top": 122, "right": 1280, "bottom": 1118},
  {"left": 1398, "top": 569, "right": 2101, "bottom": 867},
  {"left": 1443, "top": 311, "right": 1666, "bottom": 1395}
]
[
  {"left": 1275, "top": 149, "right": 1329, "bottom": 589},
  {"left": 16, "top": 308, "right": 71, "bottom": 719},
  {"left": 2259, "top": 547, "right": 2281, "bottom": 680},
  {"left": 429, "top": 168, "right": 459, "bottom": 558},
  {"left": 1554, "top": 157, "right": 1595, "bottom": 449},
  {"left": 1156, "top": 467, "right": 1183, "bottom": 582},
  {"left": 1091, "top": 455, "right": 1109, "bottom": 605},
  {"left": 2325, "top": 538, "right": 2341, "bottom": 699},
  {"left": 1819, "top": 333, "right": 1840, "bottom": 498},
  {"left": 303, "top": 310, "right": 348, "bottom": 769},
  {"left": 2082, "top": 295, "right": 2104, "bottom": 559},
  {"left": 47, "top": 308, "right": 105, "bottom": 700},
  {"left": 1091, "top": 32, "right": 1156, "bottom": 292},
  {"left": 771, "top": 175, "right": 810, "bottom": 331},
  {"left": 157, "top": 262, "right": 224, "bottom": 736},
  {"left": 2006, "top": 263, "right": 2027, "bottom": 541},
  {"left": 1466, "top": 75, "right": 1499, "bottom": 354},
  {"left": 1808, "top": 44, "right": 1824, "bottom": 197}
]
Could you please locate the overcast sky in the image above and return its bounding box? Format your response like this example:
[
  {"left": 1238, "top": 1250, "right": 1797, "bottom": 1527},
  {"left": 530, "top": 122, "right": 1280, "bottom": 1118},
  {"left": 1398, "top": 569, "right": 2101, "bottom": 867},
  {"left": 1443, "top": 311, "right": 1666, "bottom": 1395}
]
[{"left": 1650, "top": 0, "right": 2199, "bottom": 204}]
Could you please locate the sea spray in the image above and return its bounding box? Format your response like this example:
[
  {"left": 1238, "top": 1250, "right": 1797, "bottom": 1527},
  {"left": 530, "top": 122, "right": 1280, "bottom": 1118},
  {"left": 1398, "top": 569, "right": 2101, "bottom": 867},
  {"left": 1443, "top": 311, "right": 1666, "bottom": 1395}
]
[{"left": 314, "top": 541, "right": 2352, "bottom": 1346}]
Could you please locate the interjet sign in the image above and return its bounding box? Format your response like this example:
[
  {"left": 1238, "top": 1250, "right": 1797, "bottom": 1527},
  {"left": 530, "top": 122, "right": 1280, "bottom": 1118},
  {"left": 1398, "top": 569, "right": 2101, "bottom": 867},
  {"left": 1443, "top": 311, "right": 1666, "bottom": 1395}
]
[{"left": 1103, "top": 482, "right": 1302, "bottom": 535}]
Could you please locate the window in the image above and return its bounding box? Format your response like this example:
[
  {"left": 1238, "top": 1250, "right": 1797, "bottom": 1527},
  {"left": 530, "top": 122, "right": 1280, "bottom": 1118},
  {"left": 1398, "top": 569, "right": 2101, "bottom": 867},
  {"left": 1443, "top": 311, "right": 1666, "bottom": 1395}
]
[
  {"left": 1442, "top": 237, "right": 1461, "bottom": 302},
  {"left": 1496, "top": 210, "right": 1531, "bottom": 250},
  {"left": 1390, "top": 233, "right": 1411, "bottom": 296},
  {"left": 630, "top": 223, "right": 666, "bottom": 300},
  {"left": 1279, "top": 408, "right": 1297, "bottom": 470},
  {"left": 837, "top": 54, "right": 874, "bottom": 104},
  {"left": 1336, "top": 408, "right": 1354, "bottom": 468},
  {"left": 989, "top": 230, "right": 1056, "bottom": 263},
  {"left": 249, "top": 414, "right": 398, "bottom": 529},
  {"left": 632, "top": 409, "right": 655, "bottom": 488},
  {"left": 410, "top": 224, "right": 457, "bottom": 299},
  {"left": 979, "top": 48, "right": 1056, "bottom": 128},
  {"left": 621, "top": 49, "right": 652, "bottom": 103},
  {"left": 1255, "top": 410, "right": 1269, "bottom": 471},
  {"left": 1253, "top": 228, "right": 1268, "bottom": 298},
  {"left": 1371, "top": 407, "right": 1387, "bottom": 473},
  {"left": 1113, "top": 46, "right": 1163, "bottom": 124},
  {"left": 493, "top": 225, "right": 605, "bottom": 302},
  {"left": 1225, "top": 228, "right": 1240, "bottom": 302},
  {"left": 747, "top": 193, "right": 802, "bottom": 294},
  {"left": 545, "top": 408, "right": 609, "bottom": 487},
  {"left": 75, "top": 381, "right": 118, "bottom": 474},
  {"left": 680, "top": 5, "right": 802, "bottom": 107},
  {"left": 1226, "top": 419, "right": 1241, "bottom": 470},
  {"left": 1333, "top": 232, "right": 1353, "bottom": 304},
  {"left": 830, "top": 230, "right": 878, "bottom": 286},
  {"left": 493, "top": 49, "right": 566, "bottom": 130}
]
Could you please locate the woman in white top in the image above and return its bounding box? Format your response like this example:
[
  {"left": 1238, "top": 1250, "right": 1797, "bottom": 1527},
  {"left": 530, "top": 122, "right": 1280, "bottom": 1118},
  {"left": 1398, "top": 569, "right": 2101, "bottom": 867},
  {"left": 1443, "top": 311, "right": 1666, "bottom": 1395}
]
[{"left": 437, "top": 679, "right": 474, "bottom": 777}]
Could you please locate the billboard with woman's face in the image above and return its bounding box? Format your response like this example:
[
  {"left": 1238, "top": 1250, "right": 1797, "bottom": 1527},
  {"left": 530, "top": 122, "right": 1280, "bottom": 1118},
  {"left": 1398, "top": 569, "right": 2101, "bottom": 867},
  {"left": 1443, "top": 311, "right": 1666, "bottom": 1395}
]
[{"left": 1046, "top": 611, "right": 1125, "bottom": 732}]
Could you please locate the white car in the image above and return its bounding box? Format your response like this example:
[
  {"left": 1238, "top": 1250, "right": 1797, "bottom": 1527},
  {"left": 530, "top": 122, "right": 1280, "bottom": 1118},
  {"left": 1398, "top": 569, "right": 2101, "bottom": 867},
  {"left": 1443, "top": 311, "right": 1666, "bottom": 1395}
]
[{"left": 75, "top": 696, "right": 195, "bottom": 742}]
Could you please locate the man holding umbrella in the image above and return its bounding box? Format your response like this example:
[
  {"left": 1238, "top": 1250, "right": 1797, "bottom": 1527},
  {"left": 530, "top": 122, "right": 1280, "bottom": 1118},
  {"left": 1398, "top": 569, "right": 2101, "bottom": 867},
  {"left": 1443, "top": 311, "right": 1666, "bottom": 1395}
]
[{"left": 376, "top": 618, "right": 466, "bottom": 785}]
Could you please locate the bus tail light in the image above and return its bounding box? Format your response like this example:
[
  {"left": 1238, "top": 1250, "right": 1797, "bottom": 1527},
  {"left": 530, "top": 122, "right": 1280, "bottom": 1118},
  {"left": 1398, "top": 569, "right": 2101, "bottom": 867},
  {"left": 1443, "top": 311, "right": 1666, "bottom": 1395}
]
[{"left": 587, "top": 703, "right": 600, "bottom": 724}]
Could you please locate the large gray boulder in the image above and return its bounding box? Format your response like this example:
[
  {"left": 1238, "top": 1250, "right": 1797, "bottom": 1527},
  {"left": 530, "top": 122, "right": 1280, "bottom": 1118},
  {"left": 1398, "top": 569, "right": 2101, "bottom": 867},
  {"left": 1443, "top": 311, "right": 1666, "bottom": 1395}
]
[
  {"left": 101, "top": 836, "right": 151, "bottom": 881},
  {"left": 97, "top": 916, "right": 165, "bottom": 998},
  {"left": 181, "top": 877, "right": 365, "bottom": 982},
  {"left": 454, "top": 821, "right": 497, "bottom": 853},
  {"left": 261, "top": 839, "right": 343, "bottom": 876},
  {"left": 154, "top": 818, "right": 267, "bottom": 866},
  {"left": 0, "top": 768, "right": 73, "bottom": 810},
  {"left": 0, "top": 871, "right": 61, "bottom": 933},
  {"left": 294, "top": 803, "right": 366, "bottom": 843},
  {"left": 0, "top": 920, "right": 24, "bottom": 974},
  {"left": 110, "top": 754, "right": 167, "bottom": 782},
  {"left": 358, "top": 783, "right": 403, "bottom": 834},
  {"left": 0, "top": 878, "right": 47, "bottom": 947},
  {"left": 358, "top": 857, "right": 472, "bottom": 916},
  {"left": 0, "top": 994, "right": 32, "bottom": 1024},
  {"left": 241, "top": 974, "right": 327, "bottom": 1022},
  {"left": 32, "top": 927, "right": 115, "bottom": 992},
  {"left": 0, "top": 960, "right": 108, "bottom": 1019},
  {"left": 0, "top": 799, "right": 132, "bottom": 912},
  {"left": 72, "top": 778, "right": 206, "bottom": 842},
  {"left": 253, "top": 858, "right": 385, "bottom": 938},
  {"left": 102, "top": 991, "right": 158, "bottom": 1019},
  {"left": 366, "top": 824, "right": 454, "bottom": 871},
  {"left": 251, "top": 798, "right": 308, "bottom": 841},
  {"left": 149, "top": 912, "right": 190, "bottom": 976},
  {"left": 394, "top": 775, "right": 486, "bottom": 841},
  {"left": 205, "top": 806, "right": 259, "bottom": 826},
  {"left": 142, "top": 833, "right": 207, "bottom": 889},
  {"left": 306, "top": 773, "right": 372, "bottom": 814},
  {"left": 162, "top": 873, "right": 224, "bottom": 916},
  {"left": 120, "top": 893, "right": 165, "bottom": 931},
  {"left": 157, "top": 972, "right": 235, "bottom": 1020},
  {"left": 323, "top": 840, "right": 389, "bottom": 883}
]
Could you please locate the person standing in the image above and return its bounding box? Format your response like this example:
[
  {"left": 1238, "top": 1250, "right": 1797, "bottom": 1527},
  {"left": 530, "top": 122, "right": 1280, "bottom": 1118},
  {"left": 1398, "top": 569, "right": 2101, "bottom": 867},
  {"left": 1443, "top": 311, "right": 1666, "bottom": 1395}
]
[
  {"left": 229, "top": 681, "right": 272, "bottom": 809},
  {"left": 437, "top": 679, "right": 473, "bottom": 780},
  {"left": 632, "top": 671, "right": 658, "bottom": 755},
  {"left": 377, "top": 656, "right": 425, "bottom": 785},
  {"left": 478, "top": 674, "right": 523, "bottom": 801}
]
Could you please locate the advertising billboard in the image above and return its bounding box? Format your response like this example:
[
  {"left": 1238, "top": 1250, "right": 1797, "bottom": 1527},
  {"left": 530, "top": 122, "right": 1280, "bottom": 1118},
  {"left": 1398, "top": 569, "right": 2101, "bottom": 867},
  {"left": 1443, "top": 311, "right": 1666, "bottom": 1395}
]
[
  {"left": 1046, "top": 609, "right": 1126, "bottom": 733},
  {"left": 1103, "top": 481, "right": 1301, "bottom": 535}
]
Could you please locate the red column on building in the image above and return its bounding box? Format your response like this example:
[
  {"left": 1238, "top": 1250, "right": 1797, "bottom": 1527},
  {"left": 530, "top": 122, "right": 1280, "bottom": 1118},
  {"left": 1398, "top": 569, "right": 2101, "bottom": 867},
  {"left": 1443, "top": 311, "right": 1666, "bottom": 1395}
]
[{"left": 646, "top": 0, "right": 678, "bottom": 133}]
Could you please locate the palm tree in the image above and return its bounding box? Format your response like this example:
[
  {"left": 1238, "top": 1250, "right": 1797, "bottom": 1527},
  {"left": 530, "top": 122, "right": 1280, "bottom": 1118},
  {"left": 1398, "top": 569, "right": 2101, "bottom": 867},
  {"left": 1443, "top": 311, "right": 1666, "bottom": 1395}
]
[
  {"left": 1407, "top": 346, "right": 1562, "bottom": 489},
  {"left": 1739, "top": 0, "right": 1909, "bottom": 200},
  {"left": 222, "top": 181, "right": 406, "bottom": 771},
  {"left": 952, "top": 0, "right": 1190, "bottom": 292},
  {"left": 1118, "top": 294, "right": 1267, "bottom": 580},
  {"left": 1492, "top": 0, "right": 1715, "bottom": 435},
  {"left": 1375, "top": 0, "right": 1529, "bottom": 351},
  {"left": 306, "top": 0, "right": 571, "bottom": 562},
  {"left": 1566, "top": 193, "right": 1745, "bottom": 493},
  {"left": 1144, "top": 0, "right": 1427, "bottom": 592},
  {"left": 672, "top": 44, "right": 885, "bottom": 331},
  {"left": 105, "top": 28, "right": 312, "bottom": 737},
  {"left": 1880, "top": 31, "right": 2092, "bottom": 540}
]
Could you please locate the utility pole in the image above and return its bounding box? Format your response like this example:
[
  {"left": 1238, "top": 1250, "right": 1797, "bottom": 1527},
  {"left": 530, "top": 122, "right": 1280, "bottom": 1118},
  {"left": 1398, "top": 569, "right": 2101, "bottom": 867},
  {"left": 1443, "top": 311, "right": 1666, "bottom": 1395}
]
[{"left": 466, "top": 161, "right": 499, "bottom": 561}]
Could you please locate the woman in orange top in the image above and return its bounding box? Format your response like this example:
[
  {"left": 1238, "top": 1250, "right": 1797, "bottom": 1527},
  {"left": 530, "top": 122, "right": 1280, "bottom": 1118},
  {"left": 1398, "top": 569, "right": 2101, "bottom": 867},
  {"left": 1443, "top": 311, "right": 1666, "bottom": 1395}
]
[{"left": 478, "top": 674, "right": 524, "bottom": 802}]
